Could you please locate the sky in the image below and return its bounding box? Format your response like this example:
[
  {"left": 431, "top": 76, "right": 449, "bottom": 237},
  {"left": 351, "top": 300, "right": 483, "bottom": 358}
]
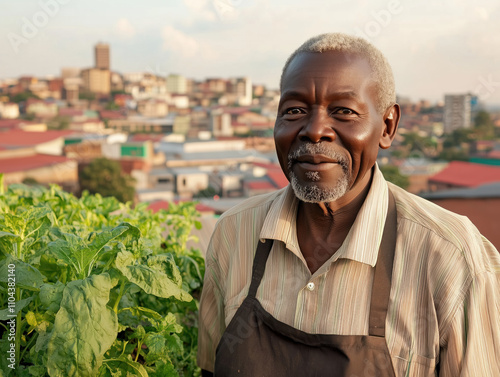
[{"left": 1, "top": 0, "right": 500, "bottom": 106}]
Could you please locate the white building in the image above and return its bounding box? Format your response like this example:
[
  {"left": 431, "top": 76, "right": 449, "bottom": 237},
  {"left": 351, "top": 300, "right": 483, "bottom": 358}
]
[
  {"left": 167, "top": 74, "right": 187, "bottom": 94},
  {"left": 0, "top": 103, "right": 20, "bottom": 119},
  {"left": 443, "top": 93, "right": 476, "bottom": 133}
]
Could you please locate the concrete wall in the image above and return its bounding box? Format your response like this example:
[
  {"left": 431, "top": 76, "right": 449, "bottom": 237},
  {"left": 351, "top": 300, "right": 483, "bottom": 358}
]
[
  {"left": 4, "top": 160, "right": 78, "bottom": 192},
  {"left": 429, "top": 198, "right": 500, "bottom": 250}
]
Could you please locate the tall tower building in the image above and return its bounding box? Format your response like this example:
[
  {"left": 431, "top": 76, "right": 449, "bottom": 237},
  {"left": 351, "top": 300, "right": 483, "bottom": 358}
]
[
  {"left": 443, "top": 93, "right": 477, "bottom": 133},
  {"left": 95, "top": 43, "right": 110, "bottom": 70}
]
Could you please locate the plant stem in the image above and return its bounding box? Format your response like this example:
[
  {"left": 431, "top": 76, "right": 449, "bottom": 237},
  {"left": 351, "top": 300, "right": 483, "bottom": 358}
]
[
  {"left": 0, "top": 173, "right": 4, "bottom": 195},
  {"left": 134, "top": 340, "right": 143, "bottom": 362},
  {"left": 16, "top": 239, "right": 22, "bottom": 260},
  {"left": 19, "top": 332, "right": 38, "bottom": 363},
  {"left": 15, "top": 288, "right": 21, "bottom": 368},
  {"left": 113, "top": 280, "right": 126, "bottom": 314}
]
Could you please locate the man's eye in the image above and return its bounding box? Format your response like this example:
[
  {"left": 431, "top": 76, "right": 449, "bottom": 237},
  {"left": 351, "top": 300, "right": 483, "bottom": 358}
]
[
  {"left": 333, "top": 108, "right": 355, "bottom": 115},
  {"left": 285, "top": 108, "right": 303, "bottom": 115}
]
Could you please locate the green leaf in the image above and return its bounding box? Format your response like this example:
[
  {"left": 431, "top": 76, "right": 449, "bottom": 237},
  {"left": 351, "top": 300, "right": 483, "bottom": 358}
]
[
  {"left": 0, "top": 231, "right": 19, "bottom": 257},
  {"left": 102, "top": 355, "right": 149, "bottom": 377},
  {"left": 27, "top": 365, "right": 46, "bottom": 377},
  {"left": 158, "top": 313, "right": 183, "bottom": 334},
  {"left": 0, "top": 297, "right": 33, "bottom": 320},
  {"left": 115, "top": 256, "right": 192, "bottom": 302},
  {"left": 147, "top": 254, "right": 182, "bottom": 287},
  {"left": 119, "top": 306, "right": 163, "bottom": 322},
  {"left": 39, "top": 281, "right": 65, "bottom": 313},
  {"left": 145, "top": 333, "right": 166, "bottom": 355},
  {"left": 165, "top": 333, "right": 183, "bottom": 354},
  {"left": 47, "top": 273, "right": 118, "bottom": 377},
  {"left": 49, "top": 225, "right": 130, "bottom": 278},
  {"left": 38, "top": 254, "right": 70, "bottom": 284},
  {"left": 0, "top": 256, "right": 45, "bottom": 291},
  {"left": 194, "top": 220, "right": 202, "bottom": 230},
  {"left": 26, "top": 311, "right": 37, "bottom": 326},
  {"left": 130, "top": 325, "right": 146, "bottom": 340},
  {"left": 148, "top": 360, "right": 179, "bottom": 377}
]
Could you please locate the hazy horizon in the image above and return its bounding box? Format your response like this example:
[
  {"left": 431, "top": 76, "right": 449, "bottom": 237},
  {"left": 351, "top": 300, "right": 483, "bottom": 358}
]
[{"left": 2, "top": 0, "right": 500, "bottom": 107}]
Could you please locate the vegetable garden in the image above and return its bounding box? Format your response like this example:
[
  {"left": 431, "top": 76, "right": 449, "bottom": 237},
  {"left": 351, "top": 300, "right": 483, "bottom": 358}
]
[{"left": 0, "top": 174, "right": 205, "bottom": 376}]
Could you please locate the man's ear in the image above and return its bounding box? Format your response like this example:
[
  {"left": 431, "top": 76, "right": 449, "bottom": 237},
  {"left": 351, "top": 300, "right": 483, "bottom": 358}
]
[{"left": 379, "top": 103, "right": 400, "bottom": 149}]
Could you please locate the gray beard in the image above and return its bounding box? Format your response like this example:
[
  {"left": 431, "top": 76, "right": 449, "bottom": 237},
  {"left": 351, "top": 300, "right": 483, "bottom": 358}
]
[
  {"left": 290, "top": 171, "right": 350, "bottom": 203},
  {"left": 288, "top": 144, "right": 350, "bottom": 204}
]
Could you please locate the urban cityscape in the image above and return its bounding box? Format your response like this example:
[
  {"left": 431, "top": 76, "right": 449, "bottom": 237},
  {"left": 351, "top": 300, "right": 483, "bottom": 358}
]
[{"left": 1, "top": 42, "right": 500, "bottom": 249}]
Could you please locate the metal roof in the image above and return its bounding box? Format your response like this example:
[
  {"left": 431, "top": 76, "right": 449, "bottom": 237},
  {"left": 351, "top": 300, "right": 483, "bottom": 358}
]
[{"left": 421, "top": 181, "right": 500, "bottom": 199}]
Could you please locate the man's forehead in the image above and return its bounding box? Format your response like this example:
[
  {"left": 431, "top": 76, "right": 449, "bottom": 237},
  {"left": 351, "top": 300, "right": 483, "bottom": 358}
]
[
  {"left": 284, "top": 51, "right": 372, "bottom": 78},
  {"left": 281, "top": 51, "right": 376, "bottom": 97}
]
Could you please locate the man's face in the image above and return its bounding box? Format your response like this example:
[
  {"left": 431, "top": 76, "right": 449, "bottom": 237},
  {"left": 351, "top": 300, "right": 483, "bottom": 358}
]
[{"left": 274, "top": 51, "right": 389, "bottom": 204}]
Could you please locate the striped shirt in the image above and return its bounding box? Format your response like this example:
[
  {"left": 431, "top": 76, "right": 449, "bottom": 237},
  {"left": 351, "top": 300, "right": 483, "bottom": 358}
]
[{"left": 198, "top": 165, "right": 500, "bottom": 376}]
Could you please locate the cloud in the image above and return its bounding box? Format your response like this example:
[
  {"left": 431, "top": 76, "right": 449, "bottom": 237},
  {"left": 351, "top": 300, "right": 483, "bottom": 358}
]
[
  {"left": 183, "top": 0, "right": 217, "bottom": 21},
  {"left": 162, "top": 25, "right": 201, "bottom": 58},
  {"left": 115, "top": 18, "right": 136, "bottom": 39}
]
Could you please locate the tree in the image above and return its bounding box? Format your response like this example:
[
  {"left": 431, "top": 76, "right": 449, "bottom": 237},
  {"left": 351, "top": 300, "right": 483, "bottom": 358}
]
[
  {"left": 47, "top": 115, "right": 70, "bottom": 130},
  {"left": 79, "top": 91, "right": 96, "bottom": 101},
  {"left": 79, "top": 157, "right": 136, "bottom": 203},
  {"left": 380, "top": 165, "right": 409, "bottom": 189},
  {"left": 401, "top": 132, "right": 438, "bottom": 158},
  {"left": 193, "top": 186, "right": 219, "bottom": 199},
  {"left": 10, "top": 91, "right": 39, "bottom": 103},
  {"left": 473, "top": 110, "right": 495, "bottom": 140}
]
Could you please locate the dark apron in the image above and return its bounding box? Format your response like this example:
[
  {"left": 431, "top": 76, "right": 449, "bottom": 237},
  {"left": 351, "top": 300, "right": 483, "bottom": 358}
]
[{"left": 214, "top": 191, "right": 397, "bottom": 377}]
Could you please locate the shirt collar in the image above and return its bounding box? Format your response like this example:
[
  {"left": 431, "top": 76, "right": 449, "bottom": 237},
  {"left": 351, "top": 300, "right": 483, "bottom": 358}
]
[{"left": 259, "top": 164, "right": 389, "bottom": 268}]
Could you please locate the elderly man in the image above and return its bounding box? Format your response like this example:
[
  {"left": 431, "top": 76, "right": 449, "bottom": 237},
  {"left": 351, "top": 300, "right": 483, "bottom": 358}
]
[{"left": 197, "top": 33, "right": 500, "bottom": 376}]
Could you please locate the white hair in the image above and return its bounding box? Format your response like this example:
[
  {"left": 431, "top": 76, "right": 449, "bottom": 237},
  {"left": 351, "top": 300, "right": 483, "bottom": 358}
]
[{"left": 280, "top": 33, "right": 396, "bottom": 114}]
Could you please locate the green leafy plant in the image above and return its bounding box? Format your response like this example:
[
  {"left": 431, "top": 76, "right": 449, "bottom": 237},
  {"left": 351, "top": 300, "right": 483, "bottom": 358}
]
[{"left": 0, "top": 176, "right": 204, "bottom": 376}]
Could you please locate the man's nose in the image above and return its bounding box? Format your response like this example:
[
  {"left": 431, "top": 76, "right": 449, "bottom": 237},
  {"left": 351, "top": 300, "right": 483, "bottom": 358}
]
[{"left": 298, "top": 110, "right": 336, "bottom": 143}]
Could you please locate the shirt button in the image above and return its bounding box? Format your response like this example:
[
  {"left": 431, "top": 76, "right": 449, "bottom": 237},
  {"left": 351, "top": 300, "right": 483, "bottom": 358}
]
[{"left": 306, "top": 282, "right": 315, "bottom": 291}]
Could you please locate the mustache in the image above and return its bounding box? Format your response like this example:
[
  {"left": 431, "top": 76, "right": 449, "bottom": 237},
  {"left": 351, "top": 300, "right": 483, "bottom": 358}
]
[{"left": 287, "top": 144, "right": 349, "bottom": 170}]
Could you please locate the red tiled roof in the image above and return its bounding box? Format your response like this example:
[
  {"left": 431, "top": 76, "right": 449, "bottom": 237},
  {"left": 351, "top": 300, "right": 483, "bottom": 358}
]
[
  {"left": 250, "top": 162, "right": 288, "bottom": 189},
  {"left": 215, "top": 136, "right": 244, "bottom": 141},
  {"left": 0, "top": 130, "right": 74, "bottom": 147},
  {"left": 0, "top": 154, "right": 72, "bottom": 173},
  {"left": 267, "top": 170, "right": 289, "bottom": 189},
  {"left": 487, "top": 151, "right": 500, "bottom": 159},
  {"left": 99, "top": 110, "right": 126, "bottom": 119},
  {"left": 59, "top": 108, "right": 84, "bottom": 117},
  {"left": 147, "top": 200, "right": 215, "bottom": 214},
  {"left": 245, "top": 180, "right": 275, "bottom": 190},
  {"left": 429, "top": 161, "right": 500, "bottom": 188},
  {"left": 0, "top": 119, "right": 37, "bottom": 130},
  {"left": 253, "top": 162, "right": 282, "bottom": 170},
  {"left": 129, "top": 134, "right": 164, "bottom": 142},
  {"left": 114, "top": 94, "right": 133, "bottom": 100},
  {"left": 231, "top": 121, "right": 274, "bottom": 128}
]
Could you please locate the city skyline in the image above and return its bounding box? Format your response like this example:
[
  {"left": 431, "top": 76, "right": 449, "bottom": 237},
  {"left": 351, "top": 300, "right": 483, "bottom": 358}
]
[{"left": 2, "top": 0, "right": 500, "bottom": 106}]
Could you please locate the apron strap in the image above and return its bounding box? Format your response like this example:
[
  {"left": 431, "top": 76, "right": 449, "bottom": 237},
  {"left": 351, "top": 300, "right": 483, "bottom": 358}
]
[
  {"left": 248, "top": 238, "right": 273, "bottom": 298},
  {"left": 368, "top": 189, "right": 397, "bottom": 337}
]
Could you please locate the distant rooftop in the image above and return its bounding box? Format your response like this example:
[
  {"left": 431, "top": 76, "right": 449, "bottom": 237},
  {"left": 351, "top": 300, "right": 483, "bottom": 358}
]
[
  {"left": 0, "top": 154, "right": 72, "bottom": 173},
  {"left": 0, "top": 130, "right": 75, "bottom": 147},
  {"left": 0, "top": 119, "right": 39, "bottom": 130},
  {"left": 428, "top": 161, "right": 500, "bottom": 188},
  {"left": 421, "top": 182, "right": 500, "bottom": 200}
]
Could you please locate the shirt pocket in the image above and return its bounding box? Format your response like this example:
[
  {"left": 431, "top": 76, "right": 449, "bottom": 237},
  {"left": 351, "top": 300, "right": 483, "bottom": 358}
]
[{"left": 392, "top": 352, "right": 437, "bottom": 377}]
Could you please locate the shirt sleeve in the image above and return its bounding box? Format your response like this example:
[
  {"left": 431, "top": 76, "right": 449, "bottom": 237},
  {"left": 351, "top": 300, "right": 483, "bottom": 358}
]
[
  {"left": 197, "top": 225, "right": 227, "bottom": 373},
  {"left": 438, "top": 238, "right": 500, "bottom": 376}
]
